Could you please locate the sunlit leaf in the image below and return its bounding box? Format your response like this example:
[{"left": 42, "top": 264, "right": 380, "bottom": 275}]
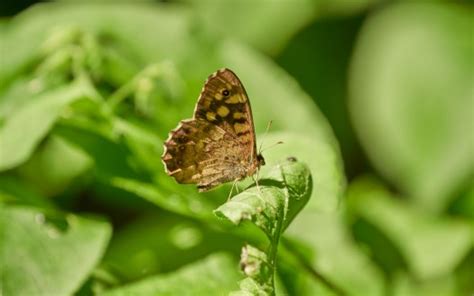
[
  {"left": 0, "top": 205, "right": 111, "bottom": 296},
  {"left": 101, "top": 253, "right": 241, "bottom": 296},
  {"left": 349, "top": 2, "right": 474, "bottom": 211},
  {"left": 215, "top": 158, "right": 311, "bottom": 236},
  {"left": 0, "top": 82, "right": 86, "bottom": 171}
]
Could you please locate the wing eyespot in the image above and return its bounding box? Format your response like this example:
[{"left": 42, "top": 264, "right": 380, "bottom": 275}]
[{"left": 222, "top": 89, "right": 230, "bottom": 97}]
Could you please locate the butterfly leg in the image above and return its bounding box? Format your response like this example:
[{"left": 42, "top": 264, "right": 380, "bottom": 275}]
[
  {"left": 227, "top": 179, "right": 239, "bottom": 201},
  {"left": 252, "top": 172, "right": 262, "bottom": 196}
]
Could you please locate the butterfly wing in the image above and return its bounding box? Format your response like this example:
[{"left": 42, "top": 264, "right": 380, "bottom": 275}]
[
  {"left": 193, "top": 68, "right": 258, "bottom": 161},
  {"left": 162, "top": 68, "right": 259, "bottom": 191},
  {"left": 162, "top": 119, "right": 251, "bottom": 191}
]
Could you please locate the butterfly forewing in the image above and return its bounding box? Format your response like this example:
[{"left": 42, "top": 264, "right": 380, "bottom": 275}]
[
  {"left": 162, "top": 68, "right": 261, "bottom": 191},
  {"left": 194, "top": 69, "right": 257, "bottom": 156}
]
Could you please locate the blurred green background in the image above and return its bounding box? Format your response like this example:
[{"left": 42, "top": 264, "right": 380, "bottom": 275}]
[{"left": 0, "top": 1, "right": 472, "bottom": 295}]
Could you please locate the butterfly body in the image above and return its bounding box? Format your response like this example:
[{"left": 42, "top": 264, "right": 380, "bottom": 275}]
[{"left": 162, "top": 68, "right": 264, "bottom": 192}]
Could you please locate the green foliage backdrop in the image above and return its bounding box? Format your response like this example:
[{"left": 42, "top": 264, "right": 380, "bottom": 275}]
[{"left": 0, "top": 1, "right": 472, "bottom": 296}]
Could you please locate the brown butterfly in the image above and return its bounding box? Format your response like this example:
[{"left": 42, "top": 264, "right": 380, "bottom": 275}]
[{"left": 161, "top": 68, "right": 265, "bottom": 192}]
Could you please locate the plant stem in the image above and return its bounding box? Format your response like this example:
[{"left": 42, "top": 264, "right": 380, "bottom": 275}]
[{"left": 267, "top": 210, "right": 285, "bottom": 295}]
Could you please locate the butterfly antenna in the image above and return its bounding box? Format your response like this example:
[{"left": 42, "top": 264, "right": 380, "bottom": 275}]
[
  {"left": 260, "top": 141, "right": 284, "bottom": 153},
  {"left": 258, "top": 120, "right": 273, "bottom": 154}
]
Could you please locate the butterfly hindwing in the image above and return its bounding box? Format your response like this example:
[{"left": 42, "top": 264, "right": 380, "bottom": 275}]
[
  {"left": 162, "top": 68, "right": 262, "bottom": 191},
  {"left": 162, "top": 119, "right": 247, "bottom": 191}
]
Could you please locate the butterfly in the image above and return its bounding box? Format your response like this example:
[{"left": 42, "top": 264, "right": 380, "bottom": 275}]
[{"left": 161, "top": 68, "right": 265, "bottom": 192}]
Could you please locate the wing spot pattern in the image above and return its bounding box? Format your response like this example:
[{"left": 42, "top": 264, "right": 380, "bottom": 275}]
[
  {"left": 217, "top": 106, "right": 230, "bottom": 117},
  {"left": 206, "top": 112, "right": 216, "bottom": 121}
]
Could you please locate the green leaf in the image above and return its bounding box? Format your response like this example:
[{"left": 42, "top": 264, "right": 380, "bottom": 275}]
[
  {"left": 349, "top": 2, "right": 474, "bottom": 211},
  {"left": 230, "top": 278, "right": 268, "bottom": 296},
  {"left": 232, "top": 244, "right": 295, "bottom": 296},
  {"left": 0, "top": 78, "right": 37, "bottom": 119},
  {"left": 0, "top": 205, "right": 111, "bottom": 296},
  {"left": 17, "top": 134, "right": 93, "bottom": 196},
  {"left": 239, "top": 245, "right": 270, "bottom": 280},
  {"left": 449, "top": 182, "right": 474, "bottom": 220},
  {"left": 392, "top": 272, "right": 458, "bottom": 296},
  {"left": 101, "top": 253, "right": 241, "bottom": 296},
  {"left": 109, "top": 177, "right": 215, "bottom": 220},
  {"left": 184, "top": 0, "right": 316, "bottom": 55},
  {"left": 216, "top": 158, "right": 312, "bottom": 294},
  {"left": 285, "top": 212, "right": 385, "bottom": 296},
  {"left": 102, "top": 214, "right": 243, "bottom": 282},
  {"left": 347, "top": 176, "right": 472, "bottom": 279},
  {"left": 215, "top": 158, "right": 311, "bottom": 238},
  {"left": 277, "top": 244, "right": 339, "bottom": 296},
  {"left": 275, "top": 14, "right": 366, "bottom": 178},
  {"left": 0, "top": 81, "right": 86, "bottom": 171},
  {"left": 111, "top": 117, "right": 170, "bottom": 181},
  {"left": 184, "top": 0, "right": 381, "bottom": 55},
  {"left": 1, "top": 3, "right": 191, "bottom": 83},
  {"left": 53, "top": 124, "right": 146, "bottom": 181},
  {"left": 254, "top": 132, "right": 376, "bottom": 295},
  {"left": 262, "top": 132, "right": 344, "bottom": 213},
  {"left": 0, "top": 176, "right": 53, "bottom": 208}
]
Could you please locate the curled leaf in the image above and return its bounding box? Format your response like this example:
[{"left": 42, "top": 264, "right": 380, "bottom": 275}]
[
  {"left": 214, "top": 157, "right": 312, "bottom": 238},
  {"left": 240, "top": 244, "right": 271, "bottom": 283},
  {"left": 230, "top": 278, "right": 269, "bottom": 296},
  {"left": 216, "top": 158, "right": 312, "bottom": 295}
]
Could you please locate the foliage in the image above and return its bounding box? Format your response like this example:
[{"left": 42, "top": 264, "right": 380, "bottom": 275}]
[
  {"left": 0, "top": 1, "right": 472, "bottom": 296},
  {"left": 216, "top": 159, "right": 312, "bottom": 294},
  {"left": 102, "top": 253, "right": 241, "bottom": 296},
  {"left": 1, "top": 206, "right": 111, "bottom": 295}
]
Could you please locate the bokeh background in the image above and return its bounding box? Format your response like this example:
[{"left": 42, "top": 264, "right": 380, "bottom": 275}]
[{"left": 1, "top": 1, "right": 472, "bottom": 295}]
